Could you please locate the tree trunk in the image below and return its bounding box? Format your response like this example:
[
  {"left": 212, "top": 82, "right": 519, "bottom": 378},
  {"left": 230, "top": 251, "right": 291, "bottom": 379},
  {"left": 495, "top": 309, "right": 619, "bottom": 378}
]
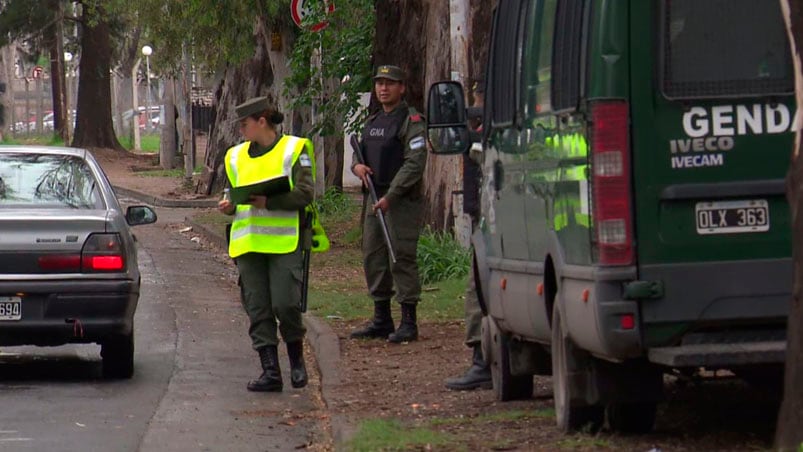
[
  {"left": 0, "top": 45, "right": 14, "bottom": 139},
  {"left": 72, "top": 15, "right": 124, "bottom": 151},
  {"left": 777, "top": 0, "right": 803, "bottom": 448},
  {"left": 50, "top": 0, "right": 67, "bottom": 141},
  {"left": 372, "top": 0, "right": 493, "bottom": 230},
  {"left": 468, "top": 0, "right": 495, "bottom": 84},
  {"left": 160, "top": 79, "right": 177, "bottom": 169},
  {"left": 200, "top": 19, "right": 299, "bottom": 196}
]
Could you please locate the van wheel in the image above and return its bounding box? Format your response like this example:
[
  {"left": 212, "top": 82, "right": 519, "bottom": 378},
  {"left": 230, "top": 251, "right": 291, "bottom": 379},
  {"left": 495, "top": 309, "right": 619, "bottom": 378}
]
[
  {"left": 551, "top": 305, "right": 604, "bottom": 432},
  {"left": 486, "top": 316, "right": 533, "bottom": 401},
  {"left": 606, "top": 402, "right": 657, "bottom": 434},
  {"left": 101, "top": 332, "right": 134, "bottom": 379}
]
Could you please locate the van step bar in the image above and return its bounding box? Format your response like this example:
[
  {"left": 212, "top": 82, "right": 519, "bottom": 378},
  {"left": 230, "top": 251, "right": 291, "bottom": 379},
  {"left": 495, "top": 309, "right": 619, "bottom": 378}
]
[{"left": 648, "top": 341, "right": 785, "bottom": 367}]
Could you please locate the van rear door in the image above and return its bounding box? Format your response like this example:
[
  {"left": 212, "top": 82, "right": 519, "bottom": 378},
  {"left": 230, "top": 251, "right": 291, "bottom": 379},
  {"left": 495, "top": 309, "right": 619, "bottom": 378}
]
[{"left": 629, "top": 0, "right": 794, "bottom": 348}]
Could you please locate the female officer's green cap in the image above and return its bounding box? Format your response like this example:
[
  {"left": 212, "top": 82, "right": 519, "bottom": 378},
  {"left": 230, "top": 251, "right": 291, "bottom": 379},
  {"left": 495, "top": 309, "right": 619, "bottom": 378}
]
[
  {"left": 373, "top": 65, "right": 405, "bottom": 81},
  {"left": 234, "top": 96, "right": 270, "bottom": 121}
]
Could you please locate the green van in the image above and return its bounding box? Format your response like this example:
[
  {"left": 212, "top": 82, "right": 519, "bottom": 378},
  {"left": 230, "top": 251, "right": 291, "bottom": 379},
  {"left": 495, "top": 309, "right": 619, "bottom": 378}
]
[{"left": 427, "top": 0, "right": 794, "bottom": 433}]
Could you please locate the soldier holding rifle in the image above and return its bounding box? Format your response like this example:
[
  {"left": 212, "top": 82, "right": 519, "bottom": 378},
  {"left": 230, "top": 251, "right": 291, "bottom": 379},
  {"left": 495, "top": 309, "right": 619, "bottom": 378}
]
[{"left": 350, "top": 64, "right": 428, "bottom": 343}]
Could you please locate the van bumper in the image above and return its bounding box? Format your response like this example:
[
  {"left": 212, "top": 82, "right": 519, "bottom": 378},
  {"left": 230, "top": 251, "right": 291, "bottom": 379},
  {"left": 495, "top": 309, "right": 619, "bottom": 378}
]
[{"left": 648, "top": 340, "right": 785, "bottom": 367}]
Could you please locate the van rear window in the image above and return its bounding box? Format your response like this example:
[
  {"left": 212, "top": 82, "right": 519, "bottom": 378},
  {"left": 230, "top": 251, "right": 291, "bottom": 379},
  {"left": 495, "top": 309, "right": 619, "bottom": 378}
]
[{"left": 661, "top": 0, "right": 793, "bottom": 99}]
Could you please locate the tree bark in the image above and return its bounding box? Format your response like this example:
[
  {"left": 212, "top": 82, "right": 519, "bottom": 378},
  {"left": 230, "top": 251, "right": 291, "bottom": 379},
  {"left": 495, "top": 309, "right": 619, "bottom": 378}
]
[
  {"left": 160, "top": 78, "right": 177, "bottom": 169},
  {"left": 72, "top": 14, "right": 124, "bottom": 151},
  {"left": 371, "top": 0, "right": 494, "bottom": 230},
  {"left": 777, "top": 0, "right": 803, "bottom": 447},
  {"left": 200, "top": 18, "right": 298, "bottom": 196},
  {"left": 0, "top": 45, "right": 14, "bottom": 139}
]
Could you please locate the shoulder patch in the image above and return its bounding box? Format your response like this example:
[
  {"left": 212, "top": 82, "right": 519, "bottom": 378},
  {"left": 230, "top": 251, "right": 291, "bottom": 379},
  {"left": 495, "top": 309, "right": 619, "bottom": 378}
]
[
  {"left": 409, "top": 136, "right": 426, "bottom": 151},
  {"left": 299, "top": 154, "right": 312, "bottom": 168},
  {"left": 409, "top": 113, "right": 422, "bottom": 123}
]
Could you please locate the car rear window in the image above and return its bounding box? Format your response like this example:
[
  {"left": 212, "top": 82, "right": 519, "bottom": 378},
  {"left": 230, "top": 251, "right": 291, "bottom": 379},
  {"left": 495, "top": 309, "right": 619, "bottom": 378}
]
[
  {"left": 661, "top": 0, "right": 793, "bottom": 99},
  {"left": 0, "top": 153, "right": 104, "bottom": 209}
]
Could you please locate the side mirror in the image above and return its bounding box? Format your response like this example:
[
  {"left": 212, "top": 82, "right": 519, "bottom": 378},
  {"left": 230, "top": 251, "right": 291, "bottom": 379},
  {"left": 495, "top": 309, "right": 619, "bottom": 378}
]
[
  {"left": 426, "top": 81, "right": 470, "bottom": 155},
  {"left": 126, "top": 205, "right": 158, "bottom": 226}
]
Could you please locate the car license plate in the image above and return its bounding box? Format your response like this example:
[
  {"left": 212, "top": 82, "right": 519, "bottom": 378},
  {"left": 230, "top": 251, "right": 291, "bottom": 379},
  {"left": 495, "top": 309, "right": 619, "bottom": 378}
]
[
  {"left": 0, "top": 297, "right": 21, "bottom": 321},
  {"left": 695, "top": 199, "right": 769, "bottom": 235}
]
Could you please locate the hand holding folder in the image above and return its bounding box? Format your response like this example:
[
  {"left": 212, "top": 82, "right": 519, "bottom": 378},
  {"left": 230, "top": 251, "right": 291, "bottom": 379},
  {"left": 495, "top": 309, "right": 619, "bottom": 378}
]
[{"left": 229, "top": 177, "right": 292, "bottom": 205}]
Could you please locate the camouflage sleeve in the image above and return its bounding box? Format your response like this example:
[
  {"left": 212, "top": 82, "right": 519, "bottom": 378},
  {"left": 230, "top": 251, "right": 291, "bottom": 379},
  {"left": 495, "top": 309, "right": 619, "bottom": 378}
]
[
  {"left": 265, "top": 150, "right": 314, "bottom": 211},
  {"left": 385, "top": 113, "right": 427, "bottom": 204}
]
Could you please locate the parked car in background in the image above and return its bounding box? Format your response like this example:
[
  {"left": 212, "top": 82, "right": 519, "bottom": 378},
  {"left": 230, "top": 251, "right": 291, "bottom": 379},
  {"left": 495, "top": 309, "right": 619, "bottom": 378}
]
[
  {"left": 118, "top": 106, "right": 162, "bottom": 131},
  {"left": 13, "top": 111, "right": 74, "bottom": 134},
  {"left": 0, "top": 146, "right": 157, "bottom": 378}
]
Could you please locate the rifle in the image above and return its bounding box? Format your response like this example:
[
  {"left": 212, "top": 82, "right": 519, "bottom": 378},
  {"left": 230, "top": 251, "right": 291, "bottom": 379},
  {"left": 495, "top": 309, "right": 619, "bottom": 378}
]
[{"left": 349, "top": 134, "right": 397, "bottom": 264}]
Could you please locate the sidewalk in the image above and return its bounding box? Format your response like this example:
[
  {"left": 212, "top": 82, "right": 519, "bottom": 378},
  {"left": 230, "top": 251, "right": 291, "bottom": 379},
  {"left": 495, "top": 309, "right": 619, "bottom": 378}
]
[{"left": 109, "top": 179, "right": 351, "bottom": 446}]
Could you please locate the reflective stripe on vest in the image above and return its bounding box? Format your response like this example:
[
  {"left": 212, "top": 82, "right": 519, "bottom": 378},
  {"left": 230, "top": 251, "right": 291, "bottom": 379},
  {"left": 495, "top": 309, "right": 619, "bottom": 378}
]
[{"left": 225, "top": 136, "right": 309, "bottom": 257}]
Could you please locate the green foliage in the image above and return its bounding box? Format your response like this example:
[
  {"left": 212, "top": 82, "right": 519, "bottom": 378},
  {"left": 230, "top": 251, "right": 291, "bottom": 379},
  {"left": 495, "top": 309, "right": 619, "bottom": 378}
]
[
  {"left": 314, "top": 188, "right": 357, "bottom": 222},
  {"left": 346, "top": 419, "right": 455, "bottom": 452},
  {"left": 119, "top": 134, "right": 160, "bottom": 152},
  {"left": 428, "top": 409, "right": 556, "bottom": 426},
  {"left": 138, "top": 0, "right": 294, "bottom": 71},
  {"left": 286, "top": 0, "right": 375, "bottom": 136},
  {"left": 417, "top": 228, "right": 471, "bottom": 285},
  {"left": 0, "top": 0, "right": 53, "bottom": 48}
]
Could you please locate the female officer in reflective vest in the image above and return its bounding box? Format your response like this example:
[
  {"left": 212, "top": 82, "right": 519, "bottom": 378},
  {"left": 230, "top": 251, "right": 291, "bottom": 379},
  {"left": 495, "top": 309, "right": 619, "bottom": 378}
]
[{"left": 218, "top": 96, "right": 323, "bottom": 392}]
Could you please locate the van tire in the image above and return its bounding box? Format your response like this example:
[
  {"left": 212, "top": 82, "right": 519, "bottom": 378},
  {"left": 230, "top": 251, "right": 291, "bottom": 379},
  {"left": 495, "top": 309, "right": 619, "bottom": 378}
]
[
  {"left": 486, "top": 316, "right": 533, "bottom": 401},
  {"left": 551, "top": 304, "right": 604, "bottom": 432},
  {"left": 606, "top": 402, "right": 657, "bottom": 434}
]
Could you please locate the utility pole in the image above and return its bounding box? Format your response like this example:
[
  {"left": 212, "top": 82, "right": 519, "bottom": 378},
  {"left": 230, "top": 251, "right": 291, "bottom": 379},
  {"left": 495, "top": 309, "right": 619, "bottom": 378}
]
[{"left": 131, "top": 58, "right": 141, "bottom": 150}]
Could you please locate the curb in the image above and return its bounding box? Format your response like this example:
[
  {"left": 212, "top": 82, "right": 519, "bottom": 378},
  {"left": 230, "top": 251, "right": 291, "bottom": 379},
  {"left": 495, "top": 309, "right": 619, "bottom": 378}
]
[
  {"left": 116, "top": 184, "right": 350, "bottom": 447},
  {"left": 113, "top": 185, "right": 219, "bottom": 208}
]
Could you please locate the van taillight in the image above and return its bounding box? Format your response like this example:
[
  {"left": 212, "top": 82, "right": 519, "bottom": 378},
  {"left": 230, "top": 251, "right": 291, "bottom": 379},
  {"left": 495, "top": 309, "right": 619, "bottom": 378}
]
[{"left": 591, "top": 101, "right": 633, "bottom": 265}]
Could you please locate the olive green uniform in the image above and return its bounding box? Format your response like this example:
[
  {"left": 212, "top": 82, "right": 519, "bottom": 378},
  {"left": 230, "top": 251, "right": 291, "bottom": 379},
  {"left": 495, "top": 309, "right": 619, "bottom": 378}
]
[
  {"left": 353, "top": 103, "right": 427, "bottom": 307},
  {"left": 230, "top": 137, "right": 314, "bottom": 350}
]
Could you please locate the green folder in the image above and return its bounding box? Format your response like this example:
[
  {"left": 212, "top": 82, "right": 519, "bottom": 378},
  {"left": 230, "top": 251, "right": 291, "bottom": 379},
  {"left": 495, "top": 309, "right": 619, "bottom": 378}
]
[{"left": 230, "top": 177, "right": 291, "bottom": 205}]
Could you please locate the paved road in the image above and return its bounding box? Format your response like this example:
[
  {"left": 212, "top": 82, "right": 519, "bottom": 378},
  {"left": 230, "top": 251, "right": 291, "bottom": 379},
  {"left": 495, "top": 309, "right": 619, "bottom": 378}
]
[{"left": 0, "top": 206, "right": 325, "bottom": 451}]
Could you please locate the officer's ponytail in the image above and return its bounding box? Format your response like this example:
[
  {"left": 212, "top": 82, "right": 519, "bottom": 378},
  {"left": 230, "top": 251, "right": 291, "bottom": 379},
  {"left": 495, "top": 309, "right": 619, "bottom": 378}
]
[
  {"left": 252, "top": 107, "right": 284, "bottom": 126},
  {"left": 268, "top": 110, "right": 284, "bottom": 125}
]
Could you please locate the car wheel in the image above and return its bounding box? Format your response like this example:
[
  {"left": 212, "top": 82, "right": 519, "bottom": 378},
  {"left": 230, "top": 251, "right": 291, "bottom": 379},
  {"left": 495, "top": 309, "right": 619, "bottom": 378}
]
[
  {"left": 551, "top": 304, "right": 604, "bottom": 432},
  {"left": 487, "top": 316, "right": 533, "bottom": 401},
  {"left": 101, "top": 332, "right": 134, "bottom": 379}
]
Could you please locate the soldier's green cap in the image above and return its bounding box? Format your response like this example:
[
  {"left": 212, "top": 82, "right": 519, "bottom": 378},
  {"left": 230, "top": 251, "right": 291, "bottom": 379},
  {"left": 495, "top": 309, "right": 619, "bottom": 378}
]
[
  {"left": 234, "top": 96, "right": 270, "bottom": 121},
  {"left": 373, "top": 65, "right": 405, "bottom": 82}
]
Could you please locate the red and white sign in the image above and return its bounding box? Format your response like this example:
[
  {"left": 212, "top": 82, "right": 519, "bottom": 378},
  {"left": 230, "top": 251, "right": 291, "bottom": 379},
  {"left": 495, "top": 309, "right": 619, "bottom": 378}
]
[{"left": 290, "top": 0, "right": 335, "bottom": 32}]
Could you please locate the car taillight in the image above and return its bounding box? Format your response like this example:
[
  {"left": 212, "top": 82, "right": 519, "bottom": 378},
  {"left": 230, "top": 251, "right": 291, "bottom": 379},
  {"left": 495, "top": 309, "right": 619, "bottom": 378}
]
[
  {"left": 38, "top": 255, "right": 82, "bottom": 272},
  {"left": 590, "top": 101, "right": 633, "bottom": 266},
  {"left": 81, "top": 233, "right": 125, "bottom": 272},
  {"left": 38, "top": 234, "right": 126, "bottom": 272}
]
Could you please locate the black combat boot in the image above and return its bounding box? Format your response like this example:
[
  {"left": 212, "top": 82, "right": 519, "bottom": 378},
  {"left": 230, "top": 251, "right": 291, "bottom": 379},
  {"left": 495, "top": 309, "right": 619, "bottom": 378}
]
[
  {"left": 350, "top": 300, "right": 395, "bottom": 339},
  {"left": 388, "top": 303, "right": 418, "bottom": 343},
  {"left": 247, "top": 346, "right": 283, "bottom": 392},
  {"left": 286, "top": 341, "right": 308, "bottom": 388},
  {"left": 444, "top": 344, "right": 493, "bottom": 390}
]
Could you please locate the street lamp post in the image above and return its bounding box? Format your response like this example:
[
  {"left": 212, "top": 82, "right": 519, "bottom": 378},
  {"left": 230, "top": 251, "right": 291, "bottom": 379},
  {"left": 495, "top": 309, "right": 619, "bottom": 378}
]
[
  {"left": 63, "top": 51, "right": 73, "bottom": 141},
  {"left": 141, "top": 45, "right": 153, "bottom": 134}
]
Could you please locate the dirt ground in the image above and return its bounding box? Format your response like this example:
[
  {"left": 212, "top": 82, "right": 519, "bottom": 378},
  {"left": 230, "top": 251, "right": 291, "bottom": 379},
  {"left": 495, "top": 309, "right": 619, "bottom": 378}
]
[{"left": 97, "top": 147, "right": 781, "bottom": 451}]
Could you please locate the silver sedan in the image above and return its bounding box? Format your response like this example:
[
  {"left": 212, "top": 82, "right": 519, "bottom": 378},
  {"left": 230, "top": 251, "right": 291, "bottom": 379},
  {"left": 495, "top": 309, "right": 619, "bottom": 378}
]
[{"left": 0, "top": 145, "right": 157, "bottom": 378}]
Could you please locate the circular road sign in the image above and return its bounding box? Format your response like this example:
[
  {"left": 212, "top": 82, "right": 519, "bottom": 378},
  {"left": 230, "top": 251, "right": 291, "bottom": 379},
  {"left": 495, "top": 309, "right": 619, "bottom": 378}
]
[{"left": 291, "top": 0, "right": 335, "bottom": 32}]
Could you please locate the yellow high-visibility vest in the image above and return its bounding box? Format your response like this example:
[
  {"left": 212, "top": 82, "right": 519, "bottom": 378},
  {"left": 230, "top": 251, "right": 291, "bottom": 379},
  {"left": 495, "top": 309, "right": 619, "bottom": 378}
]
[{"left": 224, "top": 135, "right": 310, "bottom": 258}]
